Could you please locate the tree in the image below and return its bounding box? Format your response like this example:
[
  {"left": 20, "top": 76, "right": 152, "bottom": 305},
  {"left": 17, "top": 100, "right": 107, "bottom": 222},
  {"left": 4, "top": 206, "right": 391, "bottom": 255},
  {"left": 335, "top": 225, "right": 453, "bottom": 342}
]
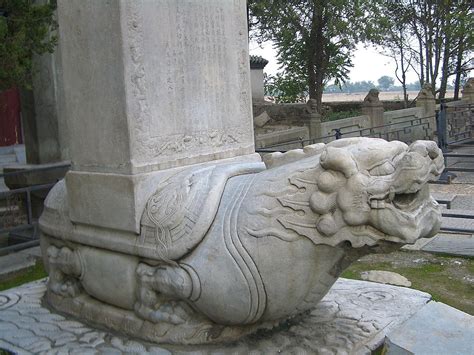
[
  {"left": 368, "top": 1, "right": 418, "bottom": 107},
  {"left": 371, "top": 0, "right": 473, "bottom": 100},
  {"left": 0, "top": 0, "right": 57, "bottom": 92},
  {"left": 248, "top": 0, "right": 372, "bottom": 110},
  {"left": 264, "top": 72, "right": 308, "bottom": 103},
  {"left": 377, "top": 76, "right": 395, "bottom": 91}
]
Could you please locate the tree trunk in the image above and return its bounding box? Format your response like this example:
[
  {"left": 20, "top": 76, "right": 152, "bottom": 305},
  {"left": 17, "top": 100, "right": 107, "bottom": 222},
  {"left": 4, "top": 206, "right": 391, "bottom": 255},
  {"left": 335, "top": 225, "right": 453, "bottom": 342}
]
[
  {"left": 308, "top": 1, "right": 325, "bottom": 111},
  {"left": 453, "top": 38, "right": 464, "bottom": 100},
  {"left": 439, "top": 35, "right": 451, "bottom": 100}
]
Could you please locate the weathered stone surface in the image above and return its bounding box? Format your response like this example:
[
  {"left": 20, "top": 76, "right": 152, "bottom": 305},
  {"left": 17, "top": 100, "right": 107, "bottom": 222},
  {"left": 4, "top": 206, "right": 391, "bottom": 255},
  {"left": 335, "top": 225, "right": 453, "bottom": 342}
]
[
  {"left": 0, "top": 278, "right": 431, "bottom": 354},
  {"left": 421, "top": 233, "right": 474, "bottom": 257},
  {"left": 56, "top": 0, "right": 255, "bottom": 234},
  {"left": 361, "top": 270, "right": 412, "bottom": 287},
  {"left": 384, "top": 301, "right": 474, "bottom": 355},
  {"left": 58, "top": 0, "right": 253, "bottom": 175},
  {"left": 254, "top": 111, "right": 271, "bottom": 128},
  {"left": 0, "top": 253, "right": 36, "bottom": 280},
  {"left": 40, "top": 138, "right": 444, "bottom": 344},
  {"left": 255, "top": 125, "right": 309, "bottom": 150}
]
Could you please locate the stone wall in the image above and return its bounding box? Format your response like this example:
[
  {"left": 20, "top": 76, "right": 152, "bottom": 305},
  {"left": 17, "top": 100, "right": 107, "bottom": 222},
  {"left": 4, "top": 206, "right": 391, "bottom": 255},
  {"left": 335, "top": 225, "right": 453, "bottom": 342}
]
[
  {"left": 319, "top": 115, "right": 371, "bottom": 142},
  {"left": 253, "top": 86, "right": 437, "bottom": 147}
]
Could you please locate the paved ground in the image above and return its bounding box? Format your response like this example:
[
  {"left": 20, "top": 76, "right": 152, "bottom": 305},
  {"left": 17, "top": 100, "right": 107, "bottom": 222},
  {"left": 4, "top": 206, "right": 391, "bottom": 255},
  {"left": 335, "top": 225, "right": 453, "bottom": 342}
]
[{"left": 0, "top": 278, "right": 432, "bottom": 354}]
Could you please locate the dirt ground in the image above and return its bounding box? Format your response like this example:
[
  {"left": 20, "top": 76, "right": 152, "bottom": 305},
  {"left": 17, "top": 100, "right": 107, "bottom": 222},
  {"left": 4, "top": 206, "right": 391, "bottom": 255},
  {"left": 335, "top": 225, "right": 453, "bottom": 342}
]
[
  {"left": 342, "top": 250, "right": 474, "bottom": 315},
  {"left": 322, "top": 90, "right": 455, "bottom": 102}
]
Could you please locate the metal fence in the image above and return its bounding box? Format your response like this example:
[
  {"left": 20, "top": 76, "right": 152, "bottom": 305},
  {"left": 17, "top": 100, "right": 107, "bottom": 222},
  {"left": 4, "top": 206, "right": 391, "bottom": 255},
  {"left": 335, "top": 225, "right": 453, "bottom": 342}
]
[
  {"left": 436, "top": 102, "right": 474, "bottom": 182},
  {"left": 0, "top": 163, "right": 70, "bottom": 254}
]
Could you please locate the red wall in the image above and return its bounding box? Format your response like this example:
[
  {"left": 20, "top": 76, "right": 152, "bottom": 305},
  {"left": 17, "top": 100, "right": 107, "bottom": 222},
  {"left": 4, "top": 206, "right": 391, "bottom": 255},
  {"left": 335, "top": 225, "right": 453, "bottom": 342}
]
[{"left": 0, "top": 87, "right": 22, "bottom": 147}]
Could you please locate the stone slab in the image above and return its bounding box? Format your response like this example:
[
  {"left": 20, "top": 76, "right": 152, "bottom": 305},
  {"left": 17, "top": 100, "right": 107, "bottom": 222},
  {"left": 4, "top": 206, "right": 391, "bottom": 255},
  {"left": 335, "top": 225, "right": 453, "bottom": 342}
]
[
  {"left": 0, "top": 278, "right": 431, "bottom": 354},
  {"left": 0, "top": 253, "right": 36, "bottom": 280},
  {"left": 421, "top": 233, "right": 474, "bottom": 257},
  {"left": 401, "top": 236, "right": 435, "bottom": 251},
  {"left": 442, "top": 216, "right": 474, "bottom": 232},
  {"left": 17, "top": 246, "right": 43, "bottom": 259},
  {"left": 384, "top": 301, "right": 474, "bottom": 355}
]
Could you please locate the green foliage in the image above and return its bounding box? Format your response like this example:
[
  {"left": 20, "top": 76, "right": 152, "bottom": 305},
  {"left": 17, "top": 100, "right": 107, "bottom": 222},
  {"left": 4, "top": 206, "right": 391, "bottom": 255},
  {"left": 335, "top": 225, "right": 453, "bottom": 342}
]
[
  {"left": 249, "top": 0, "right": 374, "bottom": 107},
  {"left": 0, "top": 0, "right": 57, "bottom": 91},
  {"left": 341, "top": 252, "right": 474, "bottom": 315},
  {"left": 264, "top": 72, "right": 307, "bottom": 103},
  {"left": 377, "top": 75, "right": 395, "bottom": 91}
]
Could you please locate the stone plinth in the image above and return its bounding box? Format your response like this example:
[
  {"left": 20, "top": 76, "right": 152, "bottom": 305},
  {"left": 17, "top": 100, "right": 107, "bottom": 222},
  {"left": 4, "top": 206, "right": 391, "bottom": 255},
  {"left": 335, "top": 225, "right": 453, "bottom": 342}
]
[
  {"left": 0, "top": 278, "right": 431, "bottom": 354},
  {"left": 384, "top": 301, "right": 474, "bottom": 354},
  {"left": 56, "top": 0, "right": 255, "bottom": 233}
]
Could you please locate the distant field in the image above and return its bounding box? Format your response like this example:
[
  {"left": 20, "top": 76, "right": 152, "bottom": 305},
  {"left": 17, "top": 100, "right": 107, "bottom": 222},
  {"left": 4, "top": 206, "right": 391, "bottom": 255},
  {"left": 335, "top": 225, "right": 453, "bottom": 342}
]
[{"left": 322, "top": 90, "right": 455, "bottom": 102}]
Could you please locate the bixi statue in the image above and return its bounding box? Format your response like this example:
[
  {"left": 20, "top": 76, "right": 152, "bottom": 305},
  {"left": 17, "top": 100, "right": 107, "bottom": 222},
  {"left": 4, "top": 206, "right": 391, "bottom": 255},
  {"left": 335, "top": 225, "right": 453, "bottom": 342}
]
[{"left": 40, "top": 137, "right": 444, "bottom": 344}]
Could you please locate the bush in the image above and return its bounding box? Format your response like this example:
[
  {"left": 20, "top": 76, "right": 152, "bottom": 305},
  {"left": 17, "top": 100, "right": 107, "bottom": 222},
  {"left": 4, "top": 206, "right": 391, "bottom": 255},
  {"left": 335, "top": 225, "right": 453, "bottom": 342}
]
[{"left": 0, "top": 0, "right": 57, "bottom": 91}]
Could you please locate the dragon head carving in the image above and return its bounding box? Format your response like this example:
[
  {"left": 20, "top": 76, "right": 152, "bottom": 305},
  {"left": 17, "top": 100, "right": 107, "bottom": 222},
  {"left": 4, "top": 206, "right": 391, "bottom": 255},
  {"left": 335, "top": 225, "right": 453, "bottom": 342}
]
[{"left": 259, "top": 137, "right": 444, "bottom": 248}]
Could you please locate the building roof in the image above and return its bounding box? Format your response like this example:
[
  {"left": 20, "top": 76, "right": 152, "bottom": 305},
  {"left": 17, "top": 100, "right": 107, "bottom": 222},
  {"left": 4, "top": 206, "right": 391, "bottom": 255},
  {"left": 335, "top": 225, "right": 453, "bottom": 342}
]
[{"left": 250, "top": 55, "right": 269, "bottom": 69}]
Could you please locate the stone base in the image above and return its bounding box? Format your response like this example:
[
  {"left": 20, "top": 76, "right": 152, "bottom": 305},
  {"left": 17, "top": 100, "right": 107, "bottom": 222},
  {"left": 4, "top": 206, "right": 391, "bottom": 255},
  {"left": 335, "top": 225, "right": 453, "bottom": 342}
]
[{"left": 0, "top": 278, "right": 431, "bottom": 354}]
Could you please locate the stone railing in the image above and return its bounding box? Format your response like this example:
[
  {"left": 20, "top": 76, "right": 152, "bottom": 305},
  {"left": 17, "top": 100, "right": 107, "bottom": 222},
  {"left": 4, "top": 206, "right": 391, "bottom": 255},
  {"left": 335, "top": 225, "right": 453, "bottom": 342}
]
[
  {"left": 319, "top": 115, "right": 371, "bottom": 142},
  {"left": 254, "top": 79, "right": 474, "bottom": 150}
]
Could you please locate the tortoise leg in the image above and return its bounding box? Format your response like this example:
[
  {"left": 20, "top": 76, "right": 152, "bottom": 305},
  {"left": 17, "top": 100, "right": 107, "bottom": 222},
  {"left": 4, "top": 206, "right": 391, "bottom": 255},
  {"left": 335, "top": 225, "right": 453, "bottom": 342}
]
[
  {"left": 47, "top": 245, "right": 82, "bottom": 298},
  {"left": 134, "top": 263, "right": 195, "bottom": 324}
]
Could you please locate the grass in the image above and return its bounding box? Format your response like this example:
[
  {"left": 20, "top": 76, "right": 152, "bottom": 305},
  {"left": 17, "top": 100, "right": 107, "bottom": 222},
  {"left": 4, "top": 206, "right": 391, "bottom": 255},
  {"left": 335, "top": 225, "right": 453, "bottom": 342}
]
[
  {"left": 322, "top": 109, "right": 362, "bottom": 122},
  {"left": 0, "top": 261, "right": 47, "bottom": 292},
  {"left": 341, "top": 252, "right": 474, "bottom": 315}
]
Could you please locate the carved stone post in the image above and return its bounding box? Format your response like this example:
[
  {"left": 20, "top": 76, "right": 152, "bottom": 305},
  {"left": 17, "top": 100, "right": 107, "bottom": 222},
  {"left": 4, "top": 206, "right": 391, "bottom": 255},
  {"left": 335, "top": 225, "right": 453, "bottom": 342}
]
[
  {"left": 461, "top": 78, "right": 474, "bottom": 102},
  {"left": 306, "top": 99, "right": 322, "bottom": 139},
  {"left": 55, "top": 0, "right": 257, "bottom": 234},
  {"left": 362, "top": 89, "right": 384, "bottom": 128},
  {"left": 416, "top": 83, "right": 436, "bottom": 139}
]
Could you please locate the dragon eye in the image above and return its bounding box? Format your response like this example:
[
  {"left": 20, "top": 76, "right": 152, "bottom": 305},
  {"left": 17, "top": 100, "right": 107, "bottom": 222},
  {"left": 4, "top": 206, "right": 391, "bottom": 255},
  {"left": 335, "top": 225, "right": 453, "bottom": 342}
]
[{"left": 369, "top": 161, "right": 395, "bottom": 176}]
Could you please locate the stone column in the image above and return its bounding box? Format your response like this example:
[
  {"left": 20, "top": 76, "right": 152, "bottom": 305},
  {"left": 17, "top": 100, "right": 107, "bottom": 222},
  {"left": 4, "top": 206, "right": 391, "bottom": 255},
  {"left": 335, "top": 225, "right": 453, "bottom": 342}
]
[
  {"left": 306, "top": 99, "right": 322, "bottom": 139},
  {"left": 416, "top": 83, "right": 436, "bottom": 139},
  {"left": 56, "top": 0, "right": 257, "bottom": 234},
  {"left": 362, "top": 89, "right": 384, "bottom": 127},
  {"left": 250, "top": 55, "right": 269, "bottom": 103},
  {"left": 461, "top": 78, "right": 474, "bottom": 102}
]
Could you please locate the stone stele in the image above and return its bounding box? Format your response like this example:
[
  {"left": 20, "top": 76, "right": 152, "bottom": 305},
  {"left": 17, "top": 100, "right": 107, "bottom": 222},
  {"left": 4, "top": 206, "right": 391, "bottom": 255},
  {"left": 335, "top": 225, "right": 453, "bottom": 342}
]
[{"left": 40, "top": 137, "right": 444, "bottom": 344}]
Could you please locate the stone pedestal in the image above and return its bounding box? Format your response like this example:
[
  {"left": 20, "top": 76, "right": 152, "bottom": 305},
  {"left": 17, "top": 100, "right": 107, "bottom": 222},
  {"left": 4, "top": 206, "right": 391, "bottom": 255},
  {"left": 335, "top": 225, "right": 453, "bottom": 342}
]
[{"left": 362, "top": 89, "right": 384, "bottom": 127}]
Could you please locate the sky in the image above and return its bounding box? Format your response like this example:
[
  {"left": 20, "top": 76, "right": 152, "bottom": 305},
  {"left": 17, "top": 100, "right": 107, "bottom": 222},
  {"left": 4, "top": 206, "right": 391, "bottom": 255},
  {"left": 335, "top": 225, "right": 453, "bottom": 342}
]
[{"left": 249, "top": 41, "right": 420, "bottom": 85}]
